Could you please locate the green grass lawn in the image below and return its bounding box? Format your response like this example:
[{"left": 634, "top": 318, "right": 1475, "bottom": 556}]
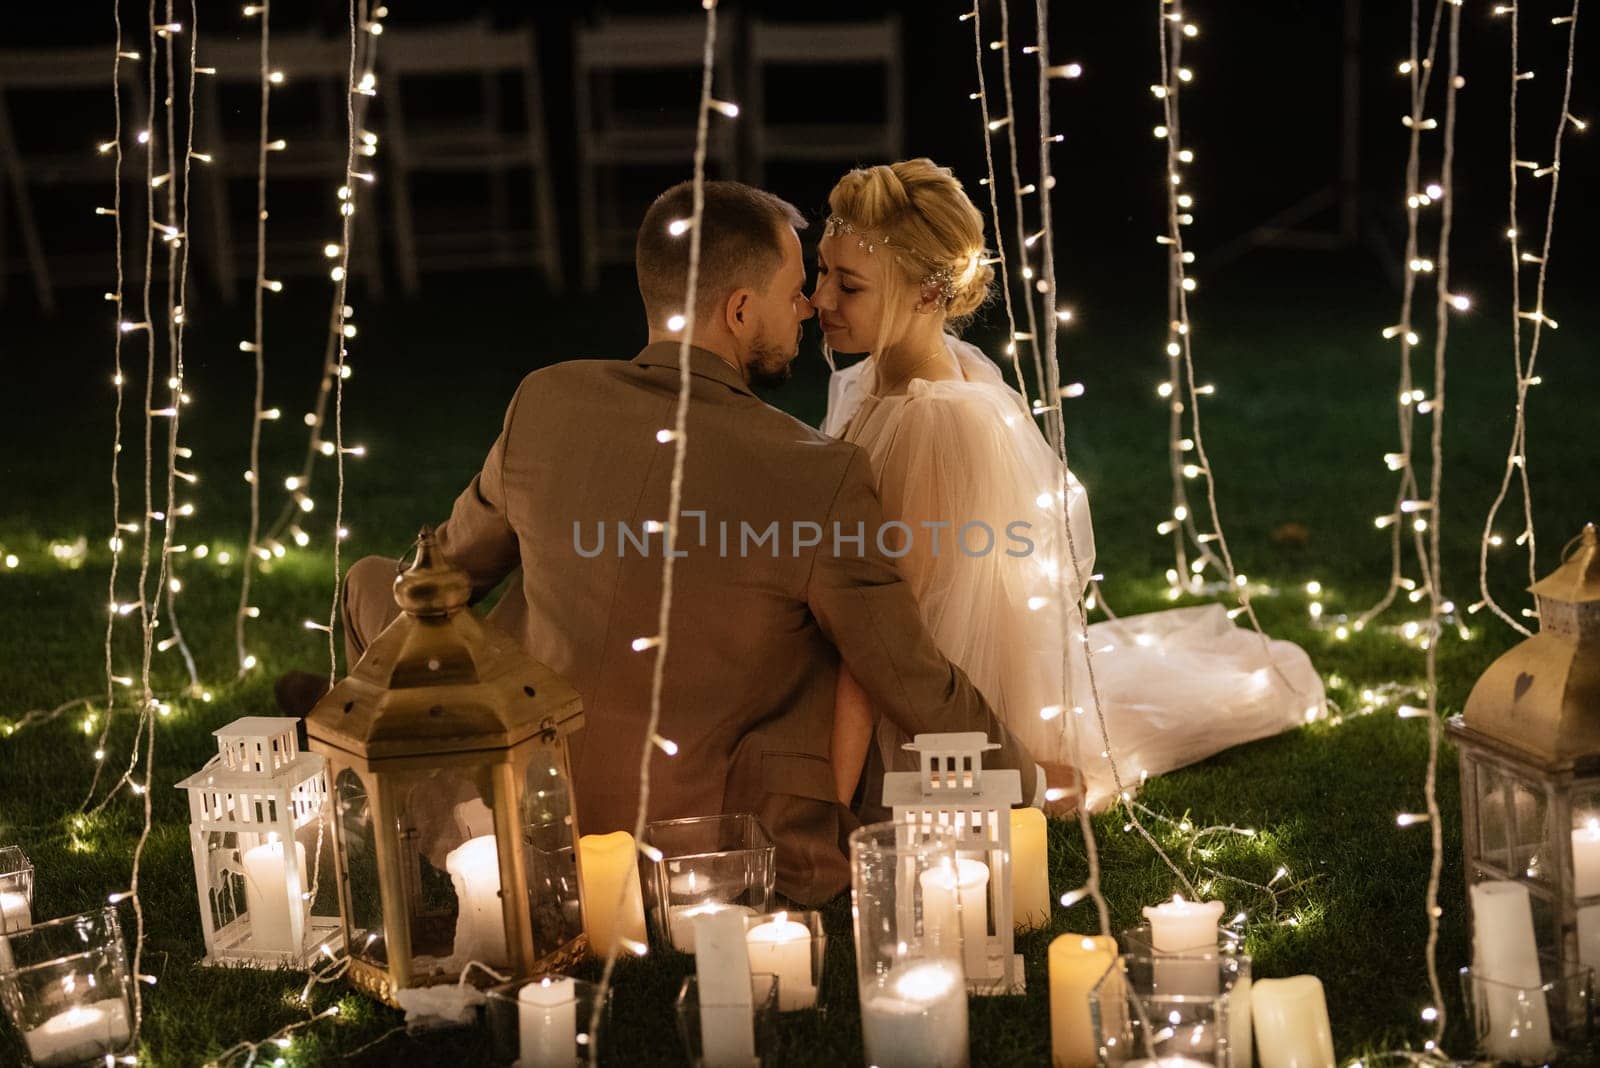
[{"left": 1, "top": 259, "right": 1595, "bottom": 1065}]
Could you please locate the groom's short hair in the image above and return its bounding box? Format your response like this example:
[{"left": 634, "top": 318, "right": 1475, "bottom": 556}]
[{"left": 637, "top": 181, "right": 807, "bottom": 323}]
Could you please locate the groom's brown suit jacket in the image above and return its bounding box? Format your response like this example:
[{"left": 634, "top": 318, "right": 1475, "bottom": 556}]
[{"left": 341, "top": 342, "right": 1040, "bottom": 904}]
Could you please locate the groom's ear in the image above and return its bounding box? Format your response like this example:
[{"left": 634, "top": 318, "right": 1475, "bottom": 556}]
[{"left": 725, "top": 289, "right": 753, "bottom": 334}]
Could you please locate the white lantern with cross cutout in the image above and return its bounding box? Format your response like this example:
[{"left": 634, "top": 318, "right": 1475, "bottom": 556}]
[
  {"left": 175, "top": 716, "right": 343, "bottom": 967},
  {"left": 882, "top": 731, "right": 1023, "bottom": 994}
]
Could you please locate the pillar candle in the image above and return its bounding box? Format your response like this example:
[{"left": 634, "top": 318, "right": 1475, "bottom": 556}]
[
  {"left": 860, "top": 959, "right": 969, "bottom": 1068},
  {"left": 446, "top": 834, "right": 509, "bottom": 967},
  {"left": 694, "top": 908, "right": 756, "bottom": 1068},
  {"left": 1251, "top": 975, "right": 1335, "bottom": 1068},
  {"left": 0, "top": 889, "right": 31, "bottom": 933},
  {"left": 668, "top": 902, "right": 755, "bottom": 953},
  {"left": 242, "top": 838, "right": 308, "bottom": 954},
  {"left": 920, "top": 857, "right": 990, "bottom": 977},
  {"left": 1010, "top": 808, "right": 1050, "bottom": 931},
  {"left": 1470, "top": 880, "right": 1553, "bottom": 1063},
  {"left": 518, "top": 977, "right": 576, "bottom": 1068},
  {"left": 22, "top": 998, "right": 131, "bottom": 1067},
  {"left": 1048, "top": 934, "right": 1118, "bottom": 1068},
  {"left": 1142, "top": 895, "right": 1225, "bottom": 952},
  {"left": 1572, "top": 818, "right": 1600, "bottom": 973},
  {"left": 746, "top": 912, "right": 815, "bottom": 1011},
  {"left": 577, "top": 831, "right": 647, "bottom": 958}
]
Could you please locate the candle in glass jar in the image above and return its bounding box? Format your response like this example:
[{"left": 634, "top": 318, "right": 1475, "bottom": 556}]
[
  {"left": 746, "top": 912, "right": 815, "bottom": 1010},
  {"left": 446, "top": 834, "right": 509, "bottom": 967},
  {"left": 1010, "top": 808, "right": 1050, "bottom": 931},
  {"left": 577, "top": 831, "right": 647, "bottom": 957},
  {"left": 23, "top": 998, "right": 131, "bottom": 1067},
  {"left": 668, "top": 902, "right": 756, "bottom": 953},
  {"left": 860, "top": 959, "right": 969, "bottom": 1068},
  {"left": 0, "top": 889, "right": 31, "bottom": 933},
  {"left": 920, "top": 857, "right": 990, "bottom": 977},
  {"left": 1142, "top": 895, "right": 1224, "bottom": 952},
  {"left": 1251, "top": 975, "right": 1335, "bottom": 1068},
  {"left": 1573, "top": 818, "right": 1600, "bottom": 972},
  {"left": 1048, "top": 934, "right": 1118, "bottom": 1068},
  {"left": 241, "top": 837, "right": 308, "bottom": 954},
  {"left": 518, "top": 977, "right": 576, "bottom": 1068},
  {"left": 1470, "top": 880, "right": 1553, "bottom": 1063}
]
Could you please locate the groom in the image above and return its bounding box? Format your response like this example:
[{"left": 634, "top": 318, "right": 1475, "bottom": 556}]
[{"left": 318, "top": 180, "right": 1045, "bottom": 905}]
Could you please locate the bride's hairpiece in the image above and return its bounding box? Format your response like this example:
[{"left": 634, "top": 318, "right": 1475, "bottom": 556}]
[{"left": 824, "top": 214, "right": 961, "bottom": 307}]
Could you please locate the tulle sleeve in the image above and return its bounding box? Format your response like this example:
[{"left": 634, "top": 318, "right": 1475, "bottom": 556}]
[{"left": 869, "top": 379, "right": 1097, "bottom": 768}]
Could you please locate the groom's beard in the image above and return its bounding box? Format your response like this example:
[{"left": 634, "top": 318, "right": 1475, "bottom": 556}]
[{"left": 745, "top": 328, "right": 800, "bottom": 390}]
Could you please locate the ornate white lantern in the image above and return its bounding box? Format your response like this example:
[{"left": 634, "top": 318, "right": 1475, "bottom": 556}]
[
  {"left": 175, "top": 716, "right": 342, "bottom": 967},
  {"left": 882, "top": 732, "right": 1022, "bottom": 994}
]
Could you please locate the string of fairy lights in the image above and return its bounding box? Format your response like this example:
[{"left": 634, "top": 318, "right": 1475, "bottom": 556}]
[
  {"left": 588, "top": 2, "right": 725, "bottom": 1057},
  {"left": 235, "top": 0, "right": 273, "bottom": 675},
  {"left": 1, "top": 0, "right": 1590, "bottom": 1061},
  {"left": 1475, "top": 0, "right": 1584, "bottom": 635},
  {"left": 258, "top": 3, "right": 383, "bottom": 562}
]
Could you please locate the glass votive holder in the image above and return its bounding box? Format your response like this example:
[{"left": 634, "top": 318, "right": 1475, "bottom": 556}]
[
  {"left": 674, "top": 972, "right": 780, "bottom": 1067},
  {"left": 1091, "top": 953, "right": 1251, "bottom": 1067},
  {"left": 0, "top": 847, "right": 33, "bottom": 934},
  {"left": 744, "top": 911, "right": 825, "bottom": 1012},
  {"left": 482, "top": 974, "right": 611, "bottom": 1068},
  {"left": 1116, "top": 922, "right": 1252, "bottom": 1066},
  {"left": 1459, "top": 964, "right": 1594, "bottom": 1065},
  {"left": 641, "top": 813, "right": 775, "bottom": 953},
  {"left": 849, "top": 821, "right": 969, "bottom": 1068},
  {"left": 0, "top": 907, "right": 133, "bottom": 1067}
]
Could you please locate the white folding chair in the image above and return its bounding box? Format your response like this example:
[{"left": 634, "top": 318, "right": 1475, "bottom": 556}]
[
  {"left": 378, "top": 20, "right": 563, "bottom": 293},
  {"left": 0, "top": 47, "right": 149, "bottom": 310},
  {"left": 572, "top": 15, "right": 739, "bottom": 290},
  {"left": 195, "top": 32, "right": 380, "bottom": 299},
  {"left": 745, "top": 17, "right": 904, "bottom": 189}
]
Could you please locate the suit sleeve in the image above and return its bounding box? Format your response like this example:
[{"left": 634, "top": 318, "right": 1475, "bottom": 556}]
[
  {"left": 805, "top": 446, "right": 1041, "bottom": 800},
  {"left": 434, "top": 376, "right": 529, "bottom": 603}
]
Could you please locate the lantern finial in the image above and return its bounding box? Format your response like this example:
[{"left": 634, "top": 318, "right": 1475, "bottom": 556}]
[
  {"left": 393, "top": 526, "right": 471, "bottom": 617},
  {"left": 1529, "top": 522, "right": 1600, "bottom": 603}
]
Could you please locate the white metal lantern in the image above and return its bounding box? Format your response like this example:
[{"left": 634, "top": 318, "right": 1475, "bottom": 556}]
[
  {"left": 175, "top": 716, "right": 343, "bottom": 967},
  {"left": 882, "top": 732, "right": 1022, "bottom": 994}
]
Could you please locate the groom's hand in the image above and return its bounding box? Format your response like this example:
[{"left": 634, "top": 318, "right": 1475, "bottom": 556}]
[{"left": 1039, "top": 761, "right": 1082, "bottom": 819}]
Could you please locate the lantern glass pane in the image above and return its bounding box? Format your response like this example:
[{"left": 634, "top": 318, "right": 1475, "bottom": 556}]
[
  {"left": 1510, "top": 781, "right": 1551, "bottom": 885},
  {"left": 336, "top": 769, "right": 386, "bottom": 967},
  {"left": 387, "top": 766, "right": 511, "bottom": 977},
  {"left": 517, "top": 745, "right": 583, "bottom": 959},
  {"left": 1477, "top": 761, "right": 1511, "bottom": 875}
]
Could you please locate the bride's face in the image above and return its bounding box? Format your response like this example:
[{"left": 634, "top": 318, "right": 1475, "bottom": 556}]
[{"left": 812, "top": 233, "right": 893, "bottom": 356}]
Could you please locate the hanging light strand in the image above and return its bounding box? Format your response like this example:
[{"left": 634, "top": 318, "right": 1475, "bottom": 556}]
[
  {"left": 263, "top": 3, "right": 382, "bottom": 550},
  {"left": 236, "top": 0, "right": 272, "bottom": 673},
  {"left": 1355, "top": 0, "right": 1448, "bottom": 632},
  {"left": 1477, "top": 0, "right": 1581, "bottom": 635},
  {"left": 324, "top": 0, "right": 366, "bottom": 684},
  {"left": 998, "top": 0, "right": 1051, "bottom": 445},
  {"left": 98, "top": 0, "right": 131, "bottom": 766},
  {"left": 964, "top": 4, "right": 1032, "bottom": 408},
  {"left": 1155, "top": 0, "right": 1309, "bottom": 701},
  {"left": 590, "top": 5, "right": 722, "bottom": 1059},
  {"left": 150, "top": 0, "right": 200, "bottom": 694}
]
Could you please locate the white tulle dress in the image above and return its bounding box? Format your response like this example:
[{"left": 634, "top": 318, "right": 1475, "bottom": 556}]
[{"left": 822, "top": 335, "right": 1325, "bottom": 809}]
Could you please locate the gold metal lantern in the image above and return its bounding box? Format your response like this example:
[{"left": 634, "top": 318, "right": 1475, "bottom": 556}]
[
  {"left": 307, "top": 529, "right": 587, "bottom": 1005},
  {"left": 1448, "top": 522, "right": 1600, "bottom": 984}
]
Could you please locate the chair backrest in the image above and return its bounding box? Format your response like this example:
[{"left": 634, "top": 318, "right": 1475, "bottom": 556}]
[
  {"left": 574, "top": 16, "right": 735, "bottom": 74},
  {"left": 0, "top": 46, "right": 147, "bottom": 90},
  {"left": 380, "top": 21, "right": 536, "bottom": 75},
  {"left": 195, "top": 33, "right": 351, "bottom": 84},
  {"left": 748, "top": 17, "right": 901, "bottom": 66}
]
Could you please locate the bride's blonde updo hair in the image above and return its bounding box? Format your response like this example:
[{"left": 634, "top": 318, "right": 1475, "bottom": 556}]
[{"left": 825, "top": 158, "right": 994, "bottom": 337}]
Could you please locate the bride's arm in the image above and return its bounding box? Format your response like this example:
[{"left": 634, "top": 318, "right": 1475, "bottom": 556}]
[{"left": 831, "top": 665, "right": 875, "bottom": 804}]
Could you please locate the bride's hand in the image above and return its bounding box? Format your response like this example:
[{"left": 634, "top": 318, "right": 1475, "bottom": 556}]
[{"left": 1038, "top": 761, "right": 1081, "bottom": 819}]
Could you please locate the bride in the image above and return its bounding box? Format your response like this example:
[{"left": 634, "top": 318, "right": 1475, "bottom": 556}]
[{"left": 814, "top": 158, "right": 1325, "bottom": 812}]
